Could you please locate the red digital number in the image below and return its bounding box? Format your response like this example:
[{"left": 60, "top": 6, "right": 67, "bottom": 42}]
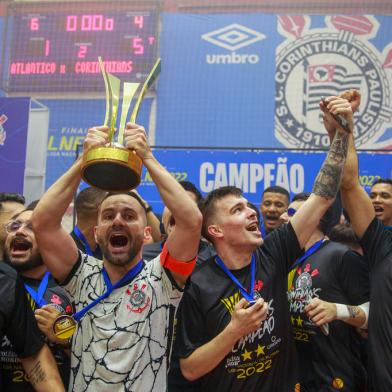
[
  {"left": 132, "top": 38, "right": 144, "bottom": 55},
  {"left": 30, "top": 18, "right": 39, "bottom": 31},
  {"left": 78, "top": 45, "right": 87, "bottom": 58},
  {"left": 134, "top": 16, "right": 144, "bottom": 29}
]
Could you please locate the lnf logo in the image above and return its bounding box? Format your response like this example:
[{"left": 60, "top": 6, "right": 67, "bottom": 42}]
[{"left": 202, "top": 23, "right": 265, "bottom": 64}]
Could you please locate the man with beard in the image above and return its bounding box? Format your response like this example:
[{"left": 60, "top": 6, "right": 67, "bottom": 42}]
[
  {"left": 1, "top": 207, "right": 74, "bottom": 391},
  {"left": 259, "top": 186, "right": 290, "bottom": 236},
  {"left": 0, "top": 193, "right": 25, "bottom": 258},
  {"left": 0, "top": 261, "right": 65, "bottom": 392},
  {"left": 31, "top": 123, "right": 202, "bottom": 392},
  {"left": 369, "top": 178, "right": 392, "bottom": 230}
]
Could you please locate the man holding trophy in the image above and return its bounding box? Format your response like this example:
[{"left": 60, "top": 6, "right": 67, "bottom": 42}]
[{"left": 31, "top": 60, "right": 202, "bottom": 391}]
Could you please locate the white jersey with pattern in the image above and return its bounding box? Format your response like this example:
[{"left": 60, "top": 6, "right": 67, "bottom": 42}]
[{"left": 63, "top": 253, "right": 182, "bottom": 392}]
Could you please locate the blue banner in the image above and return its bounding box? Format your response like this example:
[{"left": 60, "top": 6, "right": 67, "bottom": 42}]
[
  {"left": 0, "top": 97, "right": 30, "bottom": 193},
  {"left": 138, "top": 149, "right": 392, "bottom": 213}
]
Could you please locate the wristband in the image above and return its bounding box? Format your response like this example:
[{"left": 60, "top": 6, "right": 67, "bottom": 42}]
[
  {"left": 358, "top": 302, "right": 369, "bottom": 329},
  {"left": 160, "top": 243, "right": 196, "bottom": 276},
  {"left": 335, "top": 303, "right": 350, "bottom": 321}
]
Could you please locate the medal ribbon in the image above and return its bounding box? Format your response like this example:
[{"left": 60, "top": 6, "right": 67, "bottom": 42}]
[
  {"left": 24, "top": 271, "right": 51, "bottom": 308},
  {"left": 215, "top": 254, "right": 255, "bottom": 302},
  {"left": 291, "top": 238, "right": 326, "bottom": 270},
  {"left": 73, "top": 259, "right": 144, "bottom": 322},
  {"left": 74, "top": 226, "right": 93, "bottom": 256}
]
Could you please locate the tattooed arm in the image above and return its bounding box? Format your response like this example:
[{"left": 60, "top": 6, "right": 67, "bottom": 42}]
[
  {"left": 320, "top": 90, "right": 374, "bottom": 239},
  {"left": 290, "top": 99, "right": 350, "bottom": 248},
  {"left": 21, "top": 344, "right": 65, "bottom": 392}
]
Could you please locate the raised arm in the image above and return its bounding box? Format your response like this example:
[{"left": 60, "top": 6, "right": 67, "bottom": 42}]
[
  {"left": 320, "top": 91, "right": 375, "bottom": 239},
  {"left": 21, "top": 344, "right": 65, "bottom": 392},
  {"left": 290, "top": 119, "right": 350, "bottom": 248},
  {"left": 32, "top": 126, "right": 110, "bottom": 282},
  {"left": 124, "top": 123, "right": 202, "bottom": 286}
]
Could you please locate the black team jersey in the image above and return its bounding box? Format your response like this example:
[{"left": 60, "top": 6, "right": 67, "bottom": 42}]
[
  {"left": 360, "top": 218, "right": 392, "bottom": 392},
  {"left": 288, "top": 240, "right": 369, "bottom": 391},
  {"left": 0, "top": 274, "right": 73, "bottom": 391},
  {"left": 176, "top": 223, "right": 302, "bottom": 392},
  {"left": 0, "top": 263, "right": 44, "bottom": 390}
]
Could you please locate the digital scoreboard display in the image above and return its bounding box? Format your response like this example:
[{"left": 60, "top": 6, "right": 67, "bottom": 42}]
[{"left": 2, "top": 4, "right": 159, "bottom": 93}]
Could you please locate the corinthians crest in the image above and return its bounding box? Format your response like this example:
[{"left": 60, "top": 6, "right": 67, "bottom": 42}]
[{"left": 275, "top": 15, "right": 392, "bottom": 149}]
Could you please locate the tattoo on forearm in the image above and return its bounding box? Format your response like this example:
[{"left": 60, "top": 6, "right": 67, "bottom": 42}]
[
  {"left": 312, "top": 131, "right": 349, "bottom": 199},
  {"left": 347, "top": 305, "right": 361, "bottom": 319},
  {"left": 28, "top": 360, "right": 47, "bottom": 386}
]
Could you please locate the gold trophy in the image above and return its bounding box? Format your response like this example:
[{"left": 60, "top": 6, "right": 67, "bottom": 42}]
[{"left": 81, "top": 57, "right": 161, "bottom": 191}]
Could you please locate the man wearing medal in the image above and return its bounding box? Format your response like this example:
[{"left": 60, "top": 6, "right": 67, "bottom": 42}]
[
  {"left": 282, "top": 191, "right": 369, "bottom": 391},
  {"left": 31, "top": 122, "right": 202, "bottom": 391},
  {"left": 1, "top": 206, "right": 74, "bottom": 391},
  {"left": 175, "top": 97, "right": 354, "bottom": 391},
  {"left": 321, "top": 90, "right": 391, "bottom": 392}
]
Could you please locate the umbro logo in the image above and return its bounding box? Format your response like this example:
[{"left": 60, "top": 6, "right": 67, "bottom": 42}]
[
  {"left": 202, "top": 23, "right": 265, "bottom": 51},
  {"left": 202, "top": 24, "right": 265, "bottom": 64}
]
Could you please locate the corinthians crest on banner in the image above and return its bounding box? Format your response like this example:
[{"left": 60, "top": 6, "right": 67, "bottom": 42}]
[{"left": 275, "top": 15, "right": 392, "bottom": 149}]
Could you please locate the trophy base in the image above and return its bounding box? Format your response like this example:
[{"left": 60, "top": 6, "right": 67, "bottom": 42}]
[{"left": 81, "top": 146, "right": 142, "bottom": 192}]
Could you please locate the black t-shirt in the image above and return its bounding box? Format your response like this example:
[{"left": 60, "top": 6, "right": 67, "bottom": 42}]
[
  {"left": 360, "top": 218, "right": 392, "bottom": 392},
  {"left": 0, "top": 263, "right": 44, "bottom": 390},
  {"left": 0, "top": 274, "right": 73, "bottom": 391},
  {"left": 176, "top": 223, "right": 302, "bottom": 392},
  {"left": 288, "top": 240, "right": 369, "bottom": 391}
]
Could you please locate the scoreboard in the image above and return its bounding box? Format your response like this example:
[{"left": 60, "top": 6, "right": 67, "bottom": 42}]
[{"left": 2, "top": 3, "right": 159, "bottom": 93}]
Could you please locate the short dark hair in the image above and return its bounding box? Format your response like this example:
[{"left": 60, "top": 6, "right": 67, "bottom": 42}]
[
  {"left": 329, "top": 223, "right": 360, "bottom": 249},
  {"left": 262, "top": 186, "right": 290, "bottom": 204},
  {"left": 290, "top": 192, "right": 336, "bottom": 235},
  {"left": 26, "top": 200, "right": 39, "bottom": 210},
  {"left": 75, "top": 187, "right": 108, "bottom": 220},
  {"left": 200, "top": 186, "right": 242, "bottom": 241},
  {"left": 292, "top": 192, "right": 311, "bottom": 202},
  {"left": 0, "top": 193, "right": 25, "bottom": 212},
  {"left": 248, "top": 202, "right": 261, "bottom": 225},
  {"left": 372, "top": 178, "right": 392, "bottom": 187},
  {"left": 179, "top": 181, "right": 202, "bottom": 202}
]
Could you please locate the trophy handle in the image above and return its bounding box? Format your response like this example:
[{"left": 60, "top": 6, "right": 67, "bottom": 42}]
[{"left": 130, "top": 58, "right": 161, "bottom": 123}]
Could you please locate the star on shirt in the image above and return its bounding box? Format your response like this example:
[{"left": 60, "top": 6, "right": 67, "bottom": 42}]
[
  {"left": 255, "top": 344, "right": 265, "bottom": 357},
  {"left": 241, "top": 349, "right": 253, "bottom": 361},
  {"left": 296, "top": 315, "right": 304, "bottom": 327},
  {"left": 291, "top": 315, "right": 296, "bottom": 325}
]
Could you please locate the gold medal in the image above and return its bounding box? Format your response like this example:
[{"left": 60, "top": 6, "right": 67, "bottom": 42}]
[{"left": 53, "top": 315, "right": 77, "bottom": 340}]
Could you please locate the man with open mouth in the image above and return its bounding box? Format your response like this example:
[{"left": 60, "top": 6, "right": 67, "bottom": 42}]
[
  {"left": 31, "top": 122, "right": 202, "bottom": 392},
  {"left": 369, "top": 178, "right": 392, "bottom": 231},
  {"left": 1, "top": 206, "right": 74, "bottom": 391}
]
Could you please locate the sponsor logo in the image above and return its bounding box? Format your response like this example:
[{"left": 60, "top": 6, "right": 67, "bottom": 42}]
[
  {"left": 275, "top": 15, "right": 392, "bottom": 149},
  {"left": 202, "top": 23, "right": 265, "bottom": 64}
]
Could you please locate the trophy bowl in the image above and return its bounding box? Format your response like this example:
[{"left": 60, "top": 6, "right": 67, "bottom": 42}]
[{"left": 81, "top": 143, "right": 142, "bottom": 192}]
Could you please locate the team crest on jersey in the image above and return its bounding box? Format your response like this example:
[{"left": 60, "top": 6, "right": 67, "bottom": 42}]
[
  {"left": 126, "top": 281, "right": 150, "bottom": 313},
  {"left": 275, "top": 15, "right": 392, "bottom": 149},
  {"left": 295, "top": 263, "right": 319, "bottom": 291},
  {"left": 0, "top": 114, "right": 8, "bottom": 146}
]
